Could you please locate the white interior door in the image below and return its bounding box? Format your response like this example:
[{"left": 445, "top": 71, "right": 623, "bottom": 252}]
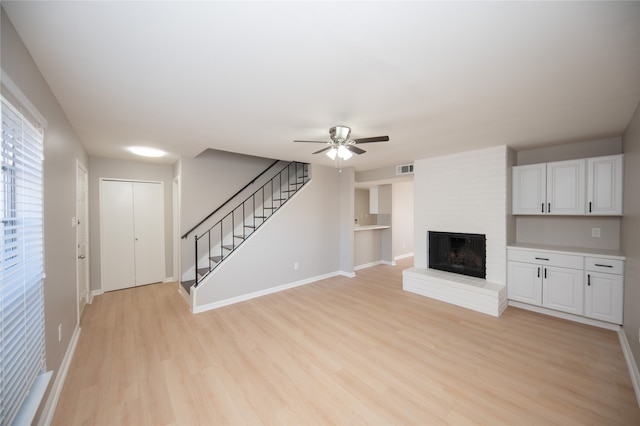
[
  {"left": 133, "top": 181, "right": 165, "bottom": 286},
  {"left": 76, "top": 161, "right": 89, "bottom": 319},
  {"left": 101, "top": 180, "right": 136, "bottom": 291}
]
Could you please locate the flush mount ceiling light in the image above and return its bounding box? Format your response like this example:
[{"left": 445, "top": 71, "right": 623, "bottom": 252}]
[{"left": 128, "top": 146, "right": 166, "bottom": 158}]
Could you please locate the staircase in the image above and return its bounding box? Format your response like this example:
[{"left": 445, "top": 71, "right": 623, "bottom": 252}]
[{"left": 180, "top": 161, "right": 309, "bottom": 294}]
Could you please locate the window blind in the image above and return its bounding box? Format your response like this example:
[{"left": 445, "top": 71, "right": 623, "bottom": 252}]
[{"left": 0, "top": 96, "right": 45, "bottom": 425}]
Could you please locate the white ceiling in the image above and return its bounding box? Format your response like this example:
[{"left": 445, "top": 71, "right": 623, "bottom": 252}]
[{"left": 3, "top": 1, "right": 640, "bottom": 171}]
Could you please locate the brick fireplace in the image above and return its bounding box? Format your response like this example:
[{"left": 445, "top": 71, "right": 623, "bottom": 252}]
[{"left": 403, "top": 145, "right": 514, "bottom": 317}]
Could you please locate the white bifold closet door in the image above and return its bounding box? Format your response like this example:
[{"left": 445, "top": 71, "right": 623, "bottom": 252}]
[{"left": 101, "top": 180, "right": 165, "bottom": 292}]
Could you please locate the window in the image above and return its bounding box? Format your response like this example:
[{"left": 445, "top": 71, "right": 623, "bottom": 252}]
[{"left": 1, "top": 96, "right": 45, "bottom": 425}]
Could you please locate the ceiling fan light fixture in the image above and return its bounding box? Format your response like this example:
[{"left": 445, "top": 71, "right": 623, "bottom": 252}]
[
  {"left": 337, "top": 145, "right": 353, "bottom": 160},
  {"left": 330, "top": 125, "right": 351, "bottom": 142},
  {"left": 326, "top": 147, "right": 338, "bottom": 160}
]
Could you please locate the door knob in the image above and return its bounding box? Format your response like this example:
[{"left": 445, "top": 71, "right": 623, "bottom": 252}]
[{"left": 78, "top": 254, "right": 86, "bottom": 259}]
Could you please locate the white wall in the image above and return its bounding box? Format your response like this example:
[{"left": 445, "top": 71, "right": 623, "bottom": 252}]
[
  {"left": 622, "top": 101, "right": 640, "bottom": 375},
  {"left": 89, "top": 157, "right": 174, "bottom": 290},
  {"left": 413, "top": 145, "right": 510, "bottom": 284},
  {"left": 392, "top": 181, "right": 414, "bottom": 259},
  {"left": 2, "top": 9, "right": 89, "bottom": 422},
  {"left": 192, "top": 164, "right": 343, "bottom": 308}
]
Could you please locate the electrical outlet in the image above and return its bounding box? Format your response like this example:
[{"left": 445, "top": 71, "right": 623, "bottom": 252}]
[
  {"left": 58, "top": 324, "right": 62, "bottom": 342},
  {"left": 591, "top": 228, "right": 601, "bottom": 237}
]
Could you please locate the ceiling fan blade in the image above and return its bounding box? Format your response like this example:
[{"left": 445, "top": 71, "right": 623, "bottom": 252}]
[
  {"left": 346, "top": 145, "right": 366, "bottom": 155},
  {"left": 312, "top": 147, "right": 332, "bottom": 155},
  {"left": 353, "top": 136, "right": 389, "bottom": 144},
  {"left": 294, "top": 140, "right": 328, "bottom": 144}
]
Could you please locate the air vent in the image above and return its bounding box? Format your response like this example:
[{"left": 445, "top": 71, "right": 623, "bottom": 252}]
[{"left": 396, "top": 163, "right": 414, "bottom": 175}]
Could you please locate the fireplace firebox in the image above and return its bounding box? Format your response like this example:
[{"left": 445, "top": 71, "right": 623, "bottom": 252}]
[{"left": 428, "top": 231, "right": 486, "bottom": 279}]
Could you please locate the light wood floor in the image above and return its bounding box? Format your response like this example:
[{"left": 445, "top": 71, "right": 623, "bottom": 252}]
[{"left": 53, "top": 258, "right": 640, "bottom": 425}]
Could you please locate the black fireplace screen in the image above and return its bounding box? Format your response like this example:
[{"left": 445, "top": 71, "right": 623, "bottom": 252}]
[{"left": 428, "top": 231, "right": 486, "bottom": 279}]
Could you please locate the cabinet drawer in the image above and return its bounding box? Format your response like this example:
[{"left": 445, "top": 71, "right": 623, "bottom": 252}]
[
  {"left": 585, "top": 257, "right": 624, "bottom": 275},
  {"left": 507, "top": 249, "right": 583, "bottom": 269}
]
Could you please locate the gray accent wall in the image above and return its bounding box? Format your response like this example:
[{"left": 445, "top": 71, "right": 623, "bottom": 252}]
[
  {"left": 88, "top": 157, "right": 174, "bottom": 290},
  {"left": 622, "top": 101, "right": 640, "bottom": 376},
  {"left": 179, "top": 149, "right": 276, "bottom": 233},
  {"left": 2, "top": 8, "right": 89, "bottom": 420},
  {"left": 192, "top": 164, "right": 343, "bottom": 306}
]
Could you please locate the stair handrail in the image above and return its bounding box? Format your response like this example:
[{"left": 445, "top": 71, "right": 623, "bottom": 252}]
[
  {"left": 181, "top": 159, "right": 280, "bottom": 239},
  {"left": 189, "top": 161, "right": 309, "bottom": 287},
  {"left": 194, "top": 160, "right": 304, "bottom": 240}
]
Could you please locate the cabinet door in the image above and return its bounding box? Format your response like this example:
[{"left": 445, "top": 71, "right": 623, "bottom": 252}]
[
  {"left": 369, "top": 186, "right": 379, "bottom": 214},
  {"left": 586, "top": 155, "right": 623, "bottom": 215},
  {"left": 585, "top": 272, "right": 623, "bottom": 324},
  {"left": 542, "top": 266, "right": 584, "bottom": 315},
  {"left": 507, "top": 261, "right": 542, "bottom": 305},
  {"left": 512, "top": 164, "right": 546, "bottom": 214},
  {"left": 546, "top": 159, "right": 585, "bottom": 215}
]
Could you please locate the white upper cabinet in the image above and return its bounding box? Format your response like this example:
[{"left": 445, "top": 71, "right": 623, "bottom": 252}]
[
  {"left": 586, "top": 154, "right": 623, "bottom": 215},
  {"left": 513, "top": 154, "right": 623, "bottom": 216},
  {"left": 546, "top": 159, "right": 585, "bottom": 215},
  {"left": 512, "top": 159, "right": 585, "bottom": 215},
  {"left": 512, "top": 164, "right": 546, "bottom": 214}
]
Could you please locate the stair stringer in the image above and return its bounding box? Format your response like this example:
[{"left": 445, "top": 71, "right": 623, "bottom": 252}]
[{"left": 190, "top": 168, "right": 343, "bottom": 313}]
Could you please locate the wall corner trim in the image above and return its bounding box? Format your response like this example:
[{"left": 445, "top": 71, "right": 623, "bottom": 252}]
[{"left": 618, "top": 328, "right": 640, "bottom": 408}]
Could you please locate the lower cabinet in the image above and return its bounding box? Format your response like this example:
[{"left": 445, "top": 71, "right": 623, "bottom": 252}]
[
  {"left": 542, "top": 266, "right": 584, "bottom": 316},
  {"left": 584, "top": 257, "right": 624, "bottom": 324},
  {"left": 507, "top": 248, "right": 624, "bottom": 325}
]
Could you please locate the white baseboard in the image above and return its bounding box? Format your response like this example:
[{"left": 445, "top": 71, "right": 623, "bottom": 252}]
[
  {"left": 38, "top": 325, "right": 81, "bottom": 426},
  {"left": 193, "top": 271, "right": 342, "bottom": 314},
  {"left": 354, "top": 260, "right": 383, "bottom": 271},
  {"left": 618, "top": 329, "right": 640, "bottom": 408},
  {"left": 508, "top": 301, "right": 620, "bottom": 331},
  {"left": 89, "top": 289, "right": 103, "bottom": 303},
  {"left": 394, "top": 252, "right": 414, "bottom": 261}
]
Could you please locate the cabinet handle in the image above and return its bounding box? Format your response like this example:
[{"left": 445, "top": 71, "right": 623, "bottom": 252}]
[
  {"left": 594, "top": 264, "right": 613, "bottom": 268},
  {"left": 589, "top": 202, "right": 592, "bottom": 213},
  {"left": 588, "top": 274, "right": 591, "bottom": 286},
  {"left": 535, "top": 257, "right": 550, "bottom": 261},
  {"left": 541, "top": 203, "right": 545, "bottom": 213},
  {"left": 548, "top": 203, "right": 551, "bottom": 213},
  {"left": 537, "top": 267, "right": 540, "bottom": 278},
  {"left": 544, "top": 268, "right": 547, "bottom": 279}
]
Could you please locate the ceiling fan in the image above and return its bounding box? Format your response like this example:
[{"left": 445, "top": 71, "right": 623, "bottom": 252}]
[{"left": 294, "top": 125, "right": 389, "bottom": 161}]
